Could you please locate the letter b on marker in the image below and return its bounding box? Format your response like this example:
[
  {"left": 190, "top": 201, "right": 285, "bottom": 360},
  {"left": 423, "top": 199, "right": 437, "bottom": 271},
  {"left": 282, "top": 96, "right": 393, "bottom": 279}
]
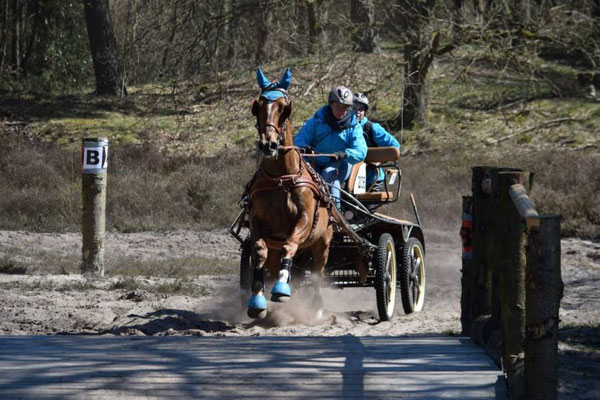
[{"left": 82, "top": 139, "right": 108, "bottom": 174}]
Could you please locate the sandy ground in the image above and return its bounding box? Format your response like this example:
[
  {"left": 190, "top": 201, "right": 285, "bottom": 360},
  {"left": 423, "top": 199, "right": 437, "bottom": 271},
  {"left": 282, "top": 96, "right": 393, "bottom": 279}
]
[{"left": 0, "top": 228, "right": 598, "bottom": 399}]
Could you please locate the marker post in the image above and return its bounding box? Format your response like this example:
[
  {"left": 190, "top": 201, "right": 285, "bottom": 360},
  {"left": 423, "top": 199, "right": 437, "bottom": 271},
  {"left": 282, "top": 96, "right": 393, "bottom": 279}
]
[{"left": 81, "top": 138, "right": 108, "bottom": 277}]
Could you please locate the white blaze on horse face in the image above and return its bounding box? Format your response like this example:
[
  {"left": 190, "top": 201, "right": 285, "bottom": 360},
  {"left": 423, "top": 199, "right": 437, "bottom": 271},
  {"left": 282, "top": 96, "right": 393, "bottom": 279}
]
[{"left": 262, "top": 101, "right": 280, "bottom": 159}]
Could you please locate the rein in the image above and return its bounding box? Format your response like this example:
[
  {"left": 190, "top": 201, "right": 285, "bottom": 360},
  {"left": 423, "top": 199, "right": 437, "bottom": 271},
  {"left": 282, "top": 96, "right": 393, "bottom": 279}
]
[{"left": 278, "top": 145, "right": 339, "bottom": 158}]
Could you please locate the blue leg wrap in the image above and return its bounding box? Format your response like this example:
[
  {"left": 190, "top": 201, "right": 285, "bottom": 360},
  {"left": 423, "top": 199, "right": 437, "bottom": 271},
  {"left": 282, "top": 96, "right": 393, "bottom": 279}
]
[
  {"left": 271, "top": 257, "right": 292, "bottom": 299},
  {"left": 248, "top": 293, "right": 267, "bottom": 310},
  {"left": 271, "top": 281, "right": 291, "bottom": 297}
]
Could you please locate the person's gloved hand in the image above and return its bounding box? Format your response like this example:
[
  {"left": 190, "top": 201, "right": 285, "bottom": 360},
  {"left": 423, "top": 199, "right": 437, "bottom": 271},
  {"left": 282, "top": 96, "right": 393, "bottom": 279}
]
[
  {"left": 301, "top": 145, "right": 314, "bottom": 154},
  {"left": 333, "top": 151, "right": 347, "bottom": 160}
]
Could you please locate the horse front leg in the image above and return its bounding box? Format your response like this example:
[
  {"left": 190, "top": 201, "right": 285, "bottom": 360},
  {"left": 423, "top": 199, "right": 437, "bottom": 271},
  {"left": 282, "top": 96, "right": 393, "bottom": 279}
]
[
  {"left": 271, "top": 211, "right": 312, "bottom": 303},
  {"left": 247, "top": 238, "right": 269, "bottom": 319}
]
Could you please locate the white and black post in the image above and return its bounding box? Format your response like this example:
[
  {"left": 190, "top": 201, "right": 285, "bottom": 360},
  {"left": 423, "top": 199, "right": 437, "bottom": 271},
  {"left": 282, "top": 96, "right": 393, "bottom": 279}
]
[{"left": 81, "top": 137, "right": 108, "bottom": 276}]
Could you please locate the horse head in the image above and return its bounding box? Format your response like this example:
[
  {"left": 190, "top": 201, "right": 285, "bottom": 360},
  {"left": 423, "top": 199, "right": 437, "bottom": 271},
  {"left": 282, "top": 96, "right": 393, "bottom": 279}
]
[{"left": 251, "top": 68, "right": 293, "bottom": 159}]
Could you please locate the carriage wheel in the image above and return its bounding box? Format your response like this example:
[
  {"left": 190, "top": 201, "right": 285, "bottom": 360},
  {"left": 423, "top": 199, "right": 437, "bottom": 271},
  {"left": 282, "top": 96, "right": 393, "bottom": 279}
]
[
  {"left": 399, "top": 237, "right": 426, "bottom": 314},
  {"left": 375, "top": 233, "right": 397, "bottom": 321},
  {"left": 239, "top": 239, "right": 253, "bottom": 309}
]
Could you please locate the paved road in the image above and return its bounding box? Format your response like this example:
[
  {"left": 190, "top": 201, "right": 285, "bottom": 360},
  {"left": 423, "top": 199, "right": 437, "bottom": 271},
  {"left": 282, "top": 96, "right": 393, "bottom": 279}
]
[{"left": 0, "top": 335, "right": 506, "bottom": 399}]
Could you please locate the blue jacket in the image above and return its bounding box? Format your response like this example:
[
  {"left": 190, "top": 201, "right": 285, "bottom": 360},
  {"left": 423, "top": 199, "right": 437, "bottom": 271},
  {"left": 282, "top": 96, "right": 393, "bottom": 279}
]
[
  {"left": 360, "top": 117, "right": 400, "bottom": 149},
  {"left": 294, "top": 106, "right": 367, "bottom": 167},
  {"left": 360, "top": 117, "right": 400, "bottom": 183}
]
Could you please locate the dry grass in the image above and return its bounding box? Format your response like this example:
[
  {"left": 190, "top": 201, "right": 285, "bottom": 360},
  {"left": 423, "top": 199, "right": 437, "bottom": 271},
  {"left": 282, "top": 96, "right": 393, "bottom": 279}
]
[
  {"left": 393, "top": 150, "right": 600, "bottom": 239},
  {"left": 0, "top": 257, "right": 28, "bottom": 275},
  {"left": 0, "top": 50, "right": 598, "bottom": 239}
]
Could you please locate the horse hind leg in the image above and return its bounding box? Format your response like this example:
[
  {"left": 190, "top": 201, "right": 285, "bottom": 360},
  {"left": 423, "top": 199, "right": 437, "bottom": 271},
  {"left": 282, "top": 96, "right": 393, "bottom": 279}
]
[{"left": 247, "top": 239, "right": 269, "bottom": 319}]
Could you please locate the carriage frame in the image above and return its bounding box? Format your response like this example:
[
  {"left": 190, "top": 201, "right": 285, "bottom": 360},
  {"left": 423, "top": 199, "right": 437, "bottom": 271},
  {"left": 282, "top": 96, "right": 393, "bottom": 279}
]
[{"left": 230, "top": 146, "right": 426, "bottom": 321}]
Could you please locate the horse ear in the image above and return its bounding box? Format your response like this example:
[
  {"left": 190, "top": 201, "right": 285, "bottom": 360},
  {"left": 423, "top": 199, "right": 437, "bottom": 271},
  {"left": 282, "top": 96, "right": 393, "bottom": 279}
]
[
  {"left": 251, "top": 98, "right": 259, "bottom": 116},
  {"left": 256, "top": 67, "right": 271, "bottom": 89},
  {"left": 279, "top": 97, "right": 292, "bottom": 123},
  {"left": 278, "top": 68, "right": 291, "bottom": 91}
]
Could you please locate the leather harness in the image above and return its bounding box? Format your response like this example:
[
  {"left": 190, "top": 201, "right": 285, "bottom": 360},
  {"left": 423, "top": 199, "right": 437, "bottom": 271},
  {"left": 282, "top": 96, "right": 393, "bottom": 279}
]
[
  {"left": 248, "top": 153, "right": 326, "bottom": 203},
  {"left": 244, "top": 150, "right": 333, "bottom": 250}
]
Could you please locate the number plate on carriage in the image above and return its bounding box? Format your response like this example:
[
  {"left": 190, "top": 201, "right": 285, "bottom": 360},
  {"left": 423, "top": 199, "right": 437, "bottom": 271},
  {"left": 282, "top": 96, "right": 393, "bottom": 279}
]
[{"left": 353, "top": 164, "right": 367, "bottom": 194}]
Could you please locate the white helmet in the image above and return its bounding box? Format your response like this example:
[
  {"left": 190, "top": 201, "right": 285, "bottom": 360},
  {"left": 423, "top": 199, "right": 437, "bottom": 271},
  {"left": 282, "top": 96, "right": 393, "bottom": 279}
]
[
  {"left": 353, "top": 92, "right": 369, "bottom": 111},
  {"left": 328, "top": 86, "right": 353, "bottom": 106}
]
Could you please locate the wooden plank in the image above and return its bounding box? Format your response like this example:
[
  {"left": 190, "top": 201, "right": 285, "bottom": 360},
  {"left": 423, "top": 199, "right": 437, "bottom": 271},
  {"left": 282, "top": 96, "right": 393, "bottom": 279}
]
[{"left": 0, "top": 335, "right": 506, "bottom": 399}]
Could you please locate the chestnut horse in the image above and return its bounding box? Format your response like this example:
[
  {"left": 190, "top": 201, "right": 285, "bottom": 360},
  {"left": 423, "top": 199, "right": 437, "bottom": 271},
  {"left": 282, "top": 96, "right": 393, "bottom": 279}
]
[{"left": 245, "top": 68, "right": 333, "bottom": 319}]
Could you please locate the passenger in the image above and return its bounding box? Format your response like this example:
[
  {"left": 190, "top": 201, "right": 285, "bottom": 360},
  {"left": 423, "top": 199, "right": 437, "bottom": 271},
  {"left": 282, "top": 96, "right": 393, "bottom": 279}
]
[
  {"left": 352, "top": 92, "right": 400, "bottom": 193},
  {"left": 294, "top": 86, "right": 367, "bottom": 209}
]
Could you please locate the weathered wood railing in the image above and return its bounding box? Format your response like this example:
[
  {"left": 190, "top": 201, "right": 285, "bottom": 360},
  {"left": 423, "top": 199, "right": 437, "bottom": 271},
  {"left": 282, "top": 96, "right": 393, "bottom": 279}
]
[{"left": 460, "top": 166, "right": 564, "bottom": 400}]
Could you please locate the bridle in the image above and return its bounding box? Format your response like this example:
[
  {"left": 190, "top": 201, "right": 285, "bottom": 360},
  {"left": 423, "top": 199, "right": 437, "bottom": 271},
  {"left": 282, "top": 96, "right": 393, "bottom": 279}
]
[{"left": 255, "top": 89, "right": 291, "bottom": 150}]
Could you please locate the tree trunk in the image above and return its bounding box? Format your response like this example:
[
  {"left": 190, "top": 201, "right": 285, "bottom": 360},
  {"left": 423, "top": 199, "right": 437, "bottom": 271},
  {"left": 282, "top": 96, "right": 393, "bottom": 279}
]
[
  {"left": 226, "top": 0, "right": 239, "bottom": 65},
  {"left": 255, "top": 0, "right": 271, "bottom": 65},
  {"left": 306, "top": 0, "right": 319, "bottom": 54},
  {"left": 592, "top": 0, "right": 600, "bottom": 55},
  {"left": 396, "top": 42, "right": 431, "bottom": 130},
  {"left": 161, "top": 2, "right": 178, "bottom": 70},
  {"left": 11, "top": 0, "right": 20, "bottom": 73},
  {"left": 392, "top": 0, "right": 436, "bottom": 130},
  {"left": 21, "top": 0, "right": 42, "bottom": 75},
  {"left": 0, "top": 0, "right": 8, "bottom": 71},
  {"left": 350, "top": 0, "right": 379, "bottom": 53},
  {"left": 123, "top": 0, "right": 138, "bottom": 79},
  {"left": 82, "top": 0, "right": 127, "bottom": 96}
]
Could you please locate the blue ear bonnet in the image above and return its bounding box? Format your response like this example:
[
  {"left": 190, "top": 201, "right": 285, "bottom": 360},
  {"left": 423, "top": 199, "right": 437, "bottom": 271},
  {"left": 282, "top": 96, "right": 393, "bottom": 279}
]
[{"left": 256, "top": 67, "right": 291, "bottom": 101}]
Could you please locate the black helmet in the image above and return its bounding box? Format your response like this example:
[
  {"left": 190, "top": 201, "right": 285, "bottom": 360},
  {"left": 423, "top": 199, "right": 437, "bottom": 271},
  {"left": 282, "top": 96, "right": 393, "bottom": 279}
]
[
  {"left": 328, "top": 86, "right": 353, "bottom": 106},
  {"left": 353, "top": 92, "right": 369, "bottom": 111}
]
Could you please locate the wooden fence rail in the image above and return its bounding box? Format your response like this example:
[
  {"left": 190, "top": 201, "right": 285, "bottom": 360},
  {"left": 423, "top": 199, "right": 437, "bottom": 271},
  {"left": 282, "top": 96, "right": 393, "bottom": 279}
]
[{"left": 460, "top": 166, "right": 564, "bottom": 400}]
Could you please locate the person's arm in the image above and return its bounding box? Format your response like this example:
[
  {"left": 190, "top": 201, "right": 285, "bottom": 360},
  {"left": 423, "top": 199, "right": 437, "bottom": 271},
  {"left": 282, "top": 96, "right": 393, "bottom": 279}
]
[
  {"left": 372, "top": 123, "right": 400, "bottom": 149},
  {"left": 344, "top": 124, "right": 367, "bottom": 164}
]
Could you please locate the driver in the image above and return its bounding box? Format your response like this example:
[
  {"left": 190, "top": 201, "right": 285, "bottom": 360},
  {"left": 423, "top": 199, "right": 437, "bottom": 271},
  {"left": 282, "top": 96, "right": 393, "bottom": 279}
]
[{"left": 293, "top": 86, "right": 367, "bottom": 209}]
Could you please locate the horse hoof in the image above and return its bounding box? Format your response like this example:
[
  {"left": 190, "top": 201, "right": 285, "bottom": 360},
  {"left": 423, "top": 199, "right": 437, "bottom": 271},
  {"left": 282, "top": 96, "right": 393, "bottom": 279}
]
[
  {"left": 271, "top": 281, "right": 291, "bottom": 302},
  {"left": 248, "top": 307, "right": 268, "bottom": 319},
  {"left": 247, "top": 294, "right": 267, "bottom": 319},
  {"left": 271, "top": 293, "right": 291, "bottom": 303},
  {"left": 271, "top": 281, "right": 291, "bottom": 299}
]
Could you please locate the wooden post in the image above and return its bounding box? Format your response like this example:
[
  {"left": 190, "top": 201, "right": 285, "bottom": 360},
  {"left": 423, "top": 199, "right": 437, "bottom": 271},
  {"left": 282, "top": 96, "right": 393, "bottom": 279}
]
[
  {"left": 470, "top": 167, "right": 493, "bottom": 323},
  {"left": 498, "top": 170, "right": 532, "bottom": 400},
  {"left": 460, "top": 195, "right": 473, "bottom": 334},
  {"left": 525, "top": 215, "right": 563, "bottom": 400},
  {"left": 471, "top": 167, "right": 514, "bottom": 330},
  {"left": 81, "top": 138, "right": 108, "bottom": 277}
]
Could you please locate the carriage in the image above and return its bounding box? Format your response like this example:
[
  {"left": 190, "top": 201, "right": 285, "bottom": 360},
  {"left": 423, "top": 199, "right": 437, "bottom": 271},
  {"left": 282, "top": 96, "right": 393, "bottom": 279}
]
[
  {"left": 230, "top": 144, "right": 426, "bottom": 321},
  {"left": 229, "top": 67, "right": 425, "bottom": 321}
]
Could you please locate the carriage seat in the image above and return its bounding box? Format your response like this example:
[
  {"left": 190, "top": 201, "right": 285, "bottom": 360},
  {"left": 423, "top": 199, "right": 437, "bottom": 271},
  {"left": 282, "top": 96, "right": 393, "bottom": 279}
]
[
  {"left": 363, "top": 147, "right": 400, "bottom": 164},
  {"left": 347, "top": 147, "right": 401, "bottom": 202}
]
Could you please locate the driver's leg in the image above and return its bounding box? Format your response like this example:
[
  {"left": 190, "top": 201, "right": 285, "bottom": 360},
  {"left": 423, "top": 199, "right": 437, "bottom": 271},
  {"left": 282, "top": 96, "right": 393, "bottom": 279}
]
[{"left": 320, "top": 161, "right": 350, "bottom": 210}]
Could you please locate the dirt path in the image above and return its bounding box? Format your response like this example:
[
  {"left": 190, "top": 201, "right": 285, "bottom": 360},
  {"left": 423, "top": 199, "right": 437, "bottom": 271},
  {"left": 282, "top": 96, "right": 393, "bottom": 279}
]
[{"left": 0, "top": 229, "right": 598, "bottom": 398}]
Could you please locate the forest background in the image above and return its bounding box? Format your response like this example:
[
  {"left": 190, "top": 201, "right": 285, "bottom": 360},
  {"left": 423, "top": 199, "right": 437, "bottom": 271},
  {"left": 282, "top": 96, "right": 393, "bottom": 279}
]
[{"left": 0, "top": 0, "right": 598, "bottom": 239}]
